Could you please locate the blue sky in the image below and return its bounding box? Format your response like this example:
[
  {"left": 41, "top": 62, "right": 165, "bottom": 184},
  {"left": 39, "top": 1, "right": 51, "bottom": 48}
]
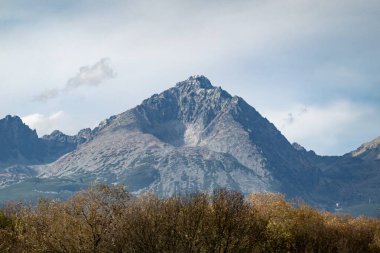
[{"left": 0, "top": 0, "right": 379, "bottom": 155}]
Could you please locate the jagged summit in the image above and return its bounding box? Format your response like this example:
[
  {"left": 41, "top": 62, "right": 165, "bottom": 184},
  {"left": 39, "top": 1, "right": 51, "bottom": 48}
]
[
  {"left": 176, "top": 75, "right": 214, "bottom": 90},
  {"left": 1, "top": 115, "right": 29, "bottom": 132},
  {"left": 0, "top": 115, "right": 41, "bottom": 164},
  {"left": 3, "top": 115, "right": 23, "bottom": 123},
  {"left": 135, "top": 76, "right": 237, "bottom": 147},
  {"left": 0, "top": 114, "right": 34, "bottom": 131}
]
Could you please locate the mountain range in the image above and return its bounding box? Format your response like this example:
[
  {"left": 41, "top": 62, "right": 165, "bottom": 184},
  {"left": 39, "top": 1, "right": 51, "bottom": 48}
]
[{"left": 0, "top": 76, "right": 379, "bottom": 216}]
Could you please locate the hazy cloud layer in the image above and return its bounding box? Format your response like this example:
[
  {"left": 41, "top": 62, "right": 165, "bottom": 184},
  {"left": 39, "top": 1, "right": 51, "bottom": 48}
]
[{"left": 34, "top": 58, "right": 115, "bottom": 102}]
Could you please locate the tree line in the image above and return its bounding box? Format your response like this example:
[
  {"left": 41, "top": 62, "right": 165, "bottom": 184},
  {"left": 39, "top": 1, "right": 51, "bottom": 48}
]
[{"left": 0, "top": 185, "right": 380, "bottom": 253}]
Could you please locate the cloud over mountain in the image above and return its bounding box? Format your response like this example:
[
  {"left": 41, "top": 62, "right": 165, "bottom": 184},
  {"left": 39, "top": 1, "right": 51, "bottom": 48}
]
[
  {"left": 34, "top": 58, "right": 115, "bottom": 102},
  {"left": 66, "top": 58, "right": 115, "bottom": 89}
]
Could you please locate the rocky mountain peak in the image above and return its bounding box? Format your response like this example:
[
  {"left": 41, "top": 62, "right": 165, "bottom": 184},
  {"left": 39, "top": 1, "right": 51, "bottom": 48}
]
[
  {"left": 1, "top": 115, "right": 30, "bottom": 131},
  {"left": 21, "top": 75, "right": 320, "bottom": 201},
  {"left": 0, "top": 114, "right": 38, "bottom": 139},
  {"left": 137, "top": 76, "right": 231, "bottom": 124},
  {"left": 0, "top": 115, "right": 42, "bottom": 164},
  {"left": 4, "top": 115, "right": 23, "bottom": 123},
  {"left": 0, "top": 115, "right": 84, "bottom": 165},
  {"left": 176, "top": 75, "right": 214, "bottom": 91},
  {"left": 351, "top": 136, "right": 380, "bottom": 160},
  {"left": 131, "top": 76, "right": 239, "bottom": 148}
]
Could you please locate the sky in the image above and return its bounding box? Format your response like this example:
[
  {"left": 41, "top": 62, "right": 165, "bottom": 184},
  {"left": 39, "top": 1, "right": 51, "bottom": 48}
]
[{"left": 0, "top": 0, "right": 379, "bottom": 155}]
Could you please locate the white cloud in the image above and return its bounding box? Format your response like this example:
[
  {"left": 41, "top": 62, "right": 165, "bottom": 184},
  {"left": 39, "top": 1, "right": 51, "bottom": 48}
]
[
  {"left": 265, "top": 101, "right": 377, "bottom": 155},
  {"left": 66, "top": 58, "right": 115, "bottom": 89},
  {"left": 21, "top": 111, "right": 68, "bottom": 136},
  {"left": 34, "top": 58, "right": 115, "bottom": 102}
]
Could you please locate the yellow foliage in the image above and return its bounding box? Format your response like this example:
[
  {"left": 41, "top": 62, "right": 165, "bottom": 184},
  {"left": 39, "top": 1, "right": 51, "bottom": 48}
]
[{"left": 0, "top": 186, "right": 379, "bottom": 253}]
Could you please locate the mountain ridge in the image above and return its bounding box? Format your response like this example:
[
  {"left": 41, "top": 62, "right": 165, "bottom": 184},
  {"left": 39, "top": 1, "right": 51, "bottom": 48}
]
[{"left": 0, "top": 75, "right": 379, "bottom": 216}]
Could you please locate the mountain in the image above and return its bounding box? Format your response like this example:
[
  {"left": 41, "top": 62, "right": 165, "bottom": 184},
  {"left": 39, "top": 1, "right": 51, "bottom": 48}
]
[
  {"left": 289, "top": 136, "right": 380, "bottom": 215},
  {"left": 0, "top": 115, "right": 44, "bottom": 165},
  {"left": 0, "top": 76, "right": 378, "bottom": 216},
  {"left": 33, "top": 75, "right": 317, "bottom": 199},
  {"left": 0, "top": 115, "right": 84, "bottom": 166},
  {"left": 0, "top": 118, "right": 89, "bottom": 189},
  {"left": 310, "top": 136, "right": 380, "bottom": 216}
]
